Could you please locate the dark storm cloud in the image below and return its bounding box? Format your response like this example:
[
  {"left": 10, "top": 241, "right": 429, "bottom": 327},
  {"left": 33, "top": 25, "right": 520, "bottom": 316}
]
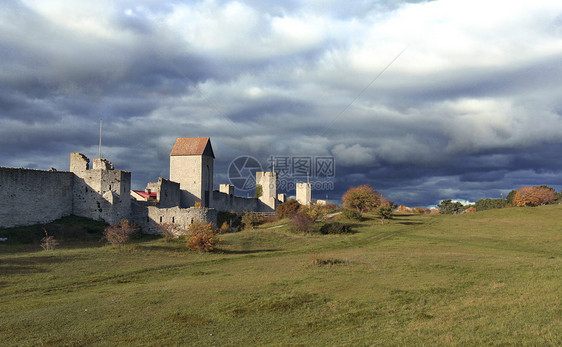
[{"left": 1, "top": 0, "right": 561, "bottom": 206}]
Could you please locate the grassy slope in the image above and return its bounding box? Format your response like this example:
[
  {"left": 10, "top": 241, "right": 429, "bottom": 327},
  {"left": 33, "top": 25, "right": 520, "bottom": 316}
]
[{"left": 0, "top": 206, "right": 560, "bottom": 346}]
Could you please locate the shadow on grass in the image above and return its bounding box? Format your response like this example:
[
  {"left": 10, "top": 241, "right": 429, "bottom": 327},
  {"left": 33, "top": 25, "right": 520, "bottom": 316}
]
[
  {"left": 0, "top": 254, "right": 86, "bottom": 276},
  {"left": 214, "top": 248, "right": 282, "bottom": 255},
  {"left": 395, "top": 221, "right": 424, "bottom": 225},
  {"left": 132, "top": 244, "right": 185, "bottom": 253},
  {"left": 391, "top": 215, "right": 424, "bottom": 226}
]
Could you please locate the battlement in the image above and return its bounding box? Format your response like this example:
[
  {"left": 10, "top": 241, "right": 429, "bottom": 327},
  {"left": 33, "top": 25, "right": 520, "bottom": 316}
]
[
  {"left": 93, "top": 158, "right": 114, "bottom": 170},
  {"left": 70, "top": 153, "right": 89, "bottom": 172}
]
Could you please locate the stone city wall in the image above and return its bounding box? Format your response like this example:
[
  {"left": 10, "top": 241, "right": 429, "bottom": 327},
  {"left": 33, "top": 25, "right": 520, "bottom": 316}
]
[
  {"left": 132, "top": 203, "right": 217, "bottom": 234},
  {"left": 211, "top": 191, "right": 276, "bottom": 213},
  {"left": 0, "top": 167, "right": 74, "bottom": 228}
]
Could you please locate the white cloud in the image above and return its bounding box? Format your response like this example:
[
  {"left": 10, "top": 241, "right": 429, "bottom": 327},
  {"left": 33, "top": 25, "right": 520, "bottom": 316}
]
[{"left": 331, "top": 143, "right": 377, "bottom": 167}]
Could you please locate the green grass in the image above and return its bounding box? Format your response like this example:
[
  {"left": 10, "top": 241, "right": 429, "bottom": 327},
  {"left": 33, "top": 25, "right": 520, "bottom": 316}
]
[{"left": 1, "top": 206, "right": 560, "bottom": 345}]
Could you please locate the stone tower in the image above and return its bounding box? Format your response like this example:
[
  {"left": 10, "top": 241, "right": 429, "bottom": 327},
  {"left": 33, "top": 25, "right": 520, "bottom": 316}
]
[
  {"left": 169, "top": 137, "right": 215, "bottom": 208},
  {"left": 256, "top": 171, "right": 277, "bottom": 211},
  {"left": 296, "top": 182, "right": 312, "bottom": 206},
  {"left": 69, "top": 153, "right": 131, "bottom": 224}
]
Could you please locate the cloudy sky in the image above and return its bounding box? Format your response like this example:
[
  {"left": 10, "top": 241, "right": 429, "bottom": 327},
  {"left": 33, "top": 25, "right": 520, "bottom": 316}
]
[{"left": 2, "top": 0, "right": 562, "bottom": 206}]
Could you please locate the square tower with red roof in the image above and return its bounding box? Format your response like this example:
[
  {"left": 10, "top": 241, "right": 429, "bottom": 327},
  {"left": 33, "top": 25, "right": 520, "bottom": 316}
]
[{"left": 169, "top": 137, "right": 215, "bottom": 208}]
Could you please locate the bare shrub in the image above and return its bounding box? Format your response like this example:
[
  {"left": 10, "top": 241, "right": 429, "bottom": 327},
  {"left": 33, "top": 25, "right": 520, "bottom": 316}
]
[
  {"left": 158, "top": 223, "right": 188, "bottom": 242},
  {"left": 103, "top": 219, "right": 140, "bottom": 248},
  {"left": 290, "top": 212, "right": 315, "bottom": 233},
  {"left": 261, "top": 214, "right": 278, "bottom": 224},
  {"left": 311, "top": 257, "right": 349, "bottom": 266},
  {"left": 186, "top": 222, "right": 222, "bottom": 252},
  {"left": 40, "top": 227, "right": 58, "bottom": 251}
]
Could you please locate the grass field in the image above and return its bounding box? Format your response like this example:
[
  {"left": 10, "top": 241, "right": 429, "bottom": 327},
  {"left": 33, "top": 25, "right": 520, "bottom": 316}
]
[{"left": 1, "top": 206, "right": 560, "bottom": 345}]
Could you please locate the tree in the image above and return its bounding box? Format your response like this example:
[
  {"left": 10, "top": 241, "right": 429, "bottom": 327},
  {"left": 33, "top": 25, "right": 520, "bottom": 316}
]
[
  {"left": 397, "top": 205, "right": 411, "bottom": 213},
  {"left": 375, "top": 206, "right": 393, "bottom": 224},
  {"left": 474, "top": 198, "right": 507, "bottom": 211},
  {"left": 506, "top": 190, "right": 517, "bottom": 205},
  {"left": 254, "top": 184, "right": 263, "bottom": 199},
  {"left": 512, "top": 186, "right": 556, "bottom": 207},
  {"left": 437, "top": 200, "right": 463, "bottom": 214},
  {"left": 342, "top": 185, "right": 381, "bottom": 215},
  {"left": 276, "top": 199, "right": 301, "bottom": 218}
]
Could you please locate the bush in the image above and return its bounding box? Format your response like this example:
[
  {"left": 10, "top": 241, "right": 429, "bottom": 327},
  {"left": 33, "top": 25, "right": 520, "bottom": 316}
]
[
  {"left": 342, "top": 209, "right": 362, "bottom": 221},
  {"left": 322, "top": 203, "right": 339, "bottom": 213},
  {"left": 217, "top": 211, "right": 242, "bottom": 231},
  {"left": 276, "top": 199, "right": 301, "bottom": 218},
  {"left": 40, "top": 227, "right": 58, "bottom": 251},
  {"left": 474, "top": 198, "right": 507, "bottom": 211},
  {"left": 437, "top": 200, "right": 464, "bottom": 214},
  {"left": 411, "top": 207, "right": 431, "bottom": 214},
  {"left": 311, "top": 257, "right": 349, "bottom": 266},
  {"left": 254, "top": 184, "right": 263, "bottom": 199},
  {"left": 219, "top": 221, "right": 231, "bottom": 233},
  {"left": 241, "top": 211, "right": 260, "bottom": 229},
  {"left": 512, "top": 186, "right": 556, "bottom": 207},
  {"left": 302, "top": 204, "right": 326, "bottom": 220},
  {"left": 290, "top": 213, "right": 315, "bottom": 233},
  {"left": 261, "top": 214, "right": 278, "bottom": 224},
  {"left": 158, "top": 223, "right": 188, "bottom": 242},
  {"left": 375, "top": 206, "right": 393, "bottom": 224},
  {"left": 319, "top": 222, "right": 352, "bottom": 234},
  {"left": 186, "top": 222, "right": 222, "bottom": 252},
  {"left": 397, "top": 205, "right": 411, "bottom": 213},
  {"left": 103, "top": 219, "right": 140, "bottom": 247}
]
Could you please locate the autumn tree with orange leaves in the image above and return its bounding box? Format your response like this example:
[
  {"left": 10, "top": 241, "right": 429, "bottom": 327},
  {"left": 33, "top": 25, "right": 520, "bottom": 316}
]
[
  {"left": 512, "top": 186, "right": 556, "bottom": 207},
  {"left": 342, "top": 184, "right": 382, "bottom": 215}
]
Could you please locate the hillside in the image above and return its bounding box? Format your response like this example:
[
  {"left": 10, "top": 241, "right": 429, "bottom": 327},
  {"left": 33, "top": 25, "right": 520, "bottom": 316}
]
[{"left": 0, "top": 206, "right": 560, "bottom": 345}]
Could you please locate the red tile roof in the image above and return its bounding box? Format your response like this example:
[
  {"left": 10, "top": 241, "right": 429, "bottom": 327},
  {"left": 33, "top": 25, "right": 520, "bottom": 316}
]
[
  {"left": 170, "top": 137, "right": 215, "bottom": 158},
  {"left": 132, "top": 190, "right": 157, "bottom": 199}
]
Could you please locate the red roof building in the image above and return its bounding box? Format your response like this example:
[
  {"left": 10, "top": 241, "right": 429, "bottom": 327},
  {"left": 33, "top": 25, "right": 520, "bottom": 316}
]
[{"left": 170, "top": 137, "right": 215, "bottom": 158}]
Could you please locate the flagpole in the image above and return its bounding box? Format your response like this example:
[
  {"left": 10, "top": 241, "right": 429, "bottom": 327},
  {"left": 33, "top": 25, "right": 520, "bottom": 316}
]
[{"left": 99, "top": 119, "right": 102, "bottom": 159}]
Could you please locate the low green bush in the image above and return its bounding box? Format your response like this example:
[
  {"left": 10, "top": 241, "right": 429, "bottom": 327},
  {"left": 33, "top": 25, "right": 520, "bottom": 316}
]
[
  {"left": 342, "top": 209, "right": 362, "bottom": 221},
  {"left": 241, "top": 211, "right": 260, "bottom": 229},
  {"left": 320, "top": 222, "right": 352, "bottom": 234}
]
